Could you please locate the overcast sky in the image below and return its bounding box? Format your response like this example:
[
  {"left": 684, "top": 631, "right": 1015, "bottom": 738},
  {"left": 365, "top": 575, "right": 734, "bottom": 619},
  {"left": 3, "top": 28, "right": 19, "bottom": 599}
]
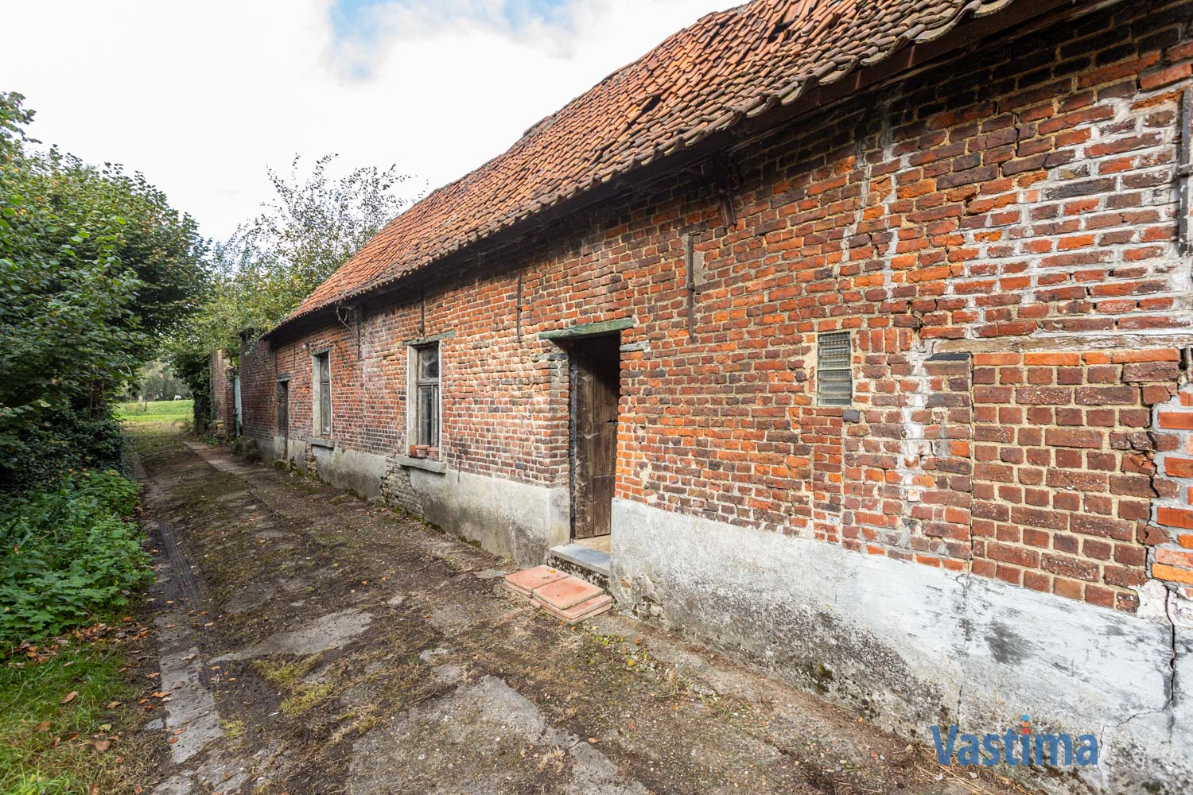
[{"left": 3, "top": 0, "right": 733, "bottom": 241}]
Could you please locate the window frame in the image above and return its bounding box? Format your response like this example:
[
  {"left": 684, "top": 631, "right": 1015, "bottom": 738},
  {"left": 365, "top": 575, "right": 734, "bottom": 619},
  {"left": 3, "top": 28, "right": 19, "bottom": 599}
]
[
  {"left": 312, "top": 350, "right": 332, "bottom": 437},
  {"left": 408, "top": 342, "right": 441, "bottom": 453},
  {"left": 816, "top": 331, "right": 853, "bottom": 407}
]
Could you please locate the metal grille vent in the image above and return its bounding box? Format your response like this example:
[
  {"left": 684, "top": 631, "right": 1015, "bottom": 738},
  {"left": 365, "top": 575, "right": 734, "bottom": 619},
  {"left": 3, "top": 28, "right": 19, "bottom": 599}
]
[{"left": 817, "top": 331, "right": 852, "bottom": 407}]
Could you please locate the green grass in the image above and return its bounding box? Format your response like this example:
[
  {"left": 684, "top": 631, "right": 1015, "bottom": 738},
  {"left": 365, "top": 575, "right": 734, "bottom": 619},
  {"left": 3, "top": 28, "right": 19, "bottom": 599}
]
[
  {"left": 0, "top": 642, "right": 149, "bottom": 793},
  {"left": 115, "top": 399, "right": 192, "bottom": 425}
]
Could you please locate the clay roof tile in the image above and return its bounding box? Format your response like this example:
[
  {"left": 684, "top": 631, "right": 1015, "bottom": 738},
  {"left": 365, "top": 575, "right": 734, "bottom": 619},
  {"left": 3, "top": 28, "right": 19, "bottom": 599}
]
[{"left": 279, "top": 0, "right": 1027, "bottom": 328}]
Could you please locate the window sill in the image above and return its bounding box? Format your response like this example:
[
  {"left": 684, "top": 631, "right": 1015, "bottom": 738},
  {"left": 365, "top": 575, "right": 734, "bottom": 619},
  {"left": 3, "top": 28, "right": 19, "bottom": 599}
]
[
  {"left": 395, "top": 455, "right": 446, "bottom": 474},
  {"left": 308, "top": 436, "right": 335, "bottom": 449}
]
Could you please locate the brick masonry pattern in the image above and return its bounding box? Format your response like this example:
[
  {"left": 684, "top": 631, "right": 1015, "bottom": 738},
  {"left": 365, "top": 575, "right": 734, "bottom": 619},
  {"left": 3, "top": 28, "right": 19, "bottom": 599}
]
[{"left": 237, "top": 0, "right": 1193, "bottom": 613}]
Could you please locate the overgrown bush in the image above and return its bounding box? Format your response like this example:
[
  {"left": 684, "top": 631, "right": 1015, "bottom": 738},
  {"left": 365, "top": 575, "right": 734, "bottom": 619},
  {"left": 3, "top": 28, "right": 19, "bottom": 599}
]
[
  {"left": 0, "top": 405, "right": 124, "bottom": 493},
  {"left": 0, "top": 470, "right": 151, "bottom": 646},
  {"left": 1, "top": 91, "right": 208, "bottom": 492}
]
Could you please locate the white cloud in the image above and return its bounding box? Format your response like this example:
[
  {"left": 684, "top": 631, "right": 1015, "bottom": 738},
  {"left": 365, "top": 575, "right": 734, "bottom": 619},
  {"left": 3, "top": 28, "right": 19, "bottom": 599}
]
[{"left": 2, "top": 0, "right": 732, "bottom": 241}]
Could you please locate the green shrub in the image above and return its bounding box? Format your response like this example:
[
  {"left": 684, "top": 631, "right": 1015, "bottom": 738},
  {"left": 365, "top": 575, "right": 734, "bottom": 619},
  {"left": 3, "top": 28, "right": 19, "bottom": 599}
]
[
  {"left": 0, "top": 404, "right": 125, "bottom": 493},
  {"left": 0, "top": 471, "right": 151, "bottom": 646}
]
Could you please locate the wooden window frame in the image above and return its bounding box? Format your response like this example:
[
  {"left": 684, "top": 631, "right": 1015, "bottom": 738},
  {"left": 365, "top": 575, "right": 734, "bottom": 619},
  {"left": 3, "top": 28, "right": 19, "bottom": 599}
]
[
  {"left": 312, "top": 350, "right": 332, "bottom": 437},
  {"left": 408, "top": 343, "right": 441, "bottom": 452}
]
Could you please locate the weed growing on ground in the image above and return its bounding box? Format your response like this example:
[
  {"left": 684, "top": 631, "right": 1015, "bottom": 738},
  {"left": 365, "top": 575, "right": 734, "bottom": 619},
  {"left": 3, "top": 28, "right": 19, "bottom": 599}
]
[
  {"left": 253, "top": 655, "right": 339, "bottom": 716},
  {"left": 281, "top": 682, "right": 335, "bottom": 717},
  {"left": 220, "top": 719, "right": 246, "bottom": 739},
  {"left": 253, "top": 655, "right": 321, "bottom": 690},
  {"left": 0, "top": 471, "right": 152, "bottom": 646}
]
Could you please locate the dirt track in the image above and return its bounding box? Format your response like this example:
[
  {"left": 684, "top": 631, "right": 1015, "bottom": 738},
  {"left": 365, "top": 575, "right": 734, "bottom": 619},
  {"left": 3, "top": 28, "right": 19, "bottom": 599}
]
[{"left": 131, "top": 424, "right": 1025, "bottom": 794}]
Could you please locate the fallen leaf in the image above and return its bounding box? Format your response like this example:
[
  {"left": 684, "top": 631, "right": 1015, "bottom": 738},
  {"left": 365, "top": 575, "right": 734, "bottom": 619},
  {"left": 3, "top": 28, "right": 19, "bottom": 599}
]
[
  {"left": 94, "top": 740, "right": 110, "bottom": 752},
  {"left": 167, "top": 736, "right": 178, "bottom": 744},
  {"left": 106, "top": 701, "right": 122, "bottom": 709},
  {"left": 34, "top": 721, "right": 51, "bottom": 732},
  {"left": 150, "top": 691, "right": 172, "bottom": 698},
  {"left": 61, "top": 691, "right": 78, "bottom": 704},
  {"left": 90, "top": 784, "right": 99, "bottom": 795}
]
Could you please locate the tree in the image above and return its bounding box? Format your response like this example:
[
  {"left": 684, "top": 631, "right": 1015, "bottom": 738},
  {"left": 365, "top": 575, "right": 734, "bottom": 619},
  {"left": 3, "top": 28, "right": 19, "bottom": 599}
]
[
  {"left": 0, "top": 91, "right": 207, "bottom": 487},
  {"left": 171, "top": 154, "right": 417, "bottom": 360}
]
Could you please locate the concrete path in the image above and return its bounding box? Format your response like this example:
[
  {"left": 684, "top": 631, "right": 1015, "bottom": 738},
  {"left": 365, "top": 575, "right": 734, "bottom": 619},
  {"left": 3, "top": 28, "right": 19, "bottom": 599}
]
[{"left": 131, "top": 426, "right": 1026, "bottom": 794}]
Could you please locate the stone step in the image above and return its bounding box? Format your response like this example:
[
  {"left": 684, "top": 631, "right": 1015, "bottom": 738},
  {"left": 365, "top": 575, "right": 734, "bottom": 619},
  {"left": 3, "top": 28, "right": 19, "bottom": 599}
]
[
  {"left": 502, "top": 565, "right": 567, "bottom": 596},
  {"left": 502, "top": 567, "right": 612, "bottom": 626},
  {"left": 548, "top": 543, "right": 610, "bottom": 577},
  {"left": 546, "top": 543, "right": 610, "bottom": 590},
  {"left": 540, "top": 593, "right": 613, "bottom": 625},
  {"left": 533, "top": 575, "right": 603, "bottom": 610}
]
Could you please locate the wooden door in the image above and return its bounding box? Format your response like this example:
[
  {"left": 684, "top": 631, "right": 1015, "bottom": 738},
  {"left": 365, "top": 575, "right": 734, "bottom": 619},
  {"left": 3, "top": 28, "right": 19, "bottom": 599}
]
[
  {"left": 277, "top": 380, "right": 289, "bottom": 448},
  {"left": 571, "top": 335, "right": 620, "bottom": 539}
]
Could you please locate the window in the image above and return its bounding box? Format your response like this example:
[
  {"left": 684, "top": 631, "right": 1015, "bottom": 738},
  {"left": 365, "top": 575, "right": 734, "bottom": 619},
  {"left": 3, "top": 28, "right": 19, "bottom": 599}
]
[
  {"left": 817, "top": 331, "right": 852, "bottom": 406},
  {"left": 414, "top": 344, "right": 439, "bottom": 448},
  {"left": 313, "top": 351, "right": 332, "bottom": 436}
]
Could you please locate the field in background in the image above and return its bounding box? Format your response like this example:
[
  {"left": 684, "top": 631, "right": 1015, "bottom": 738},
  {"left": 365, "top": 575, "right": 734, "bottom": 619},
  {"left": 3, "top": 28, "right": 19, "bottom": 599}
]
[{"left": 116, "top": 399, "right": 193, "bottom": 425}]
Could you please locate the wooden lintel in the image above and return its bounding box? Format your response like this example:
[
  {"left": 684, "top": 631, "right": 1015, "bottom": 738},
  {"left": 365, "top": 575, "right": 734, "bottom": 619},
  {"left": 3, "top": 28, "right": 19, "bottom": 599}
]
[{"left": 403, "top": 330, "right": 456, "bottom": 346}]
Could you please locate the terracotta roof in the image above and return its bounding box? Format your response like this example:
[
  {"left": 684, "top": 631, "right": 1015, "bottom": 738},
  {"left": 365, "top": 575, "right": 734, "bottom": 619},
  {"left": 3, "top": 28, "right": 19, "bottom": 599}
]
[{"left": 283, "top": 0, "right": 1026, "bottom": 327}]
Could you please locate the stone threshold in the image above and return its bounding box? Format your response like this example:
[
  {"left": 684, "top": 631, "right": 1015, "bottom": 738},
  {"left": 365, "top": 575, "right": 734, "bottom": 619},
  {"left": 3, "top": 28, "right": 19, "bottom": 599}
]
[{"left": 549, "top": 542, "right": 611, "bottom": 578}]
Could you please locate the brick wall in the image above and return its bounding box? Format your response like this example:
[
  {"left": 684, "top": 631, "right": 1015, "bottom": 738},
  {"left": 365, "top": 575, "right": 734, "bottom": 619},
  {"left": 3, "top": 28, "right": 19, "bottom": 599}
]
[
  {"left": 209, "top": 350, "right": 236, "bottom": 435},
  {"left": 238, "top": 340, "right": 275, "bottom": 443},
  {"left": 1151, "top": 382, "right": 1193, "bottom": 594},
  {"left": 247, "top": 0, "right": 1193, "bottom": 612},
  {"left": 971, "top": 349, "right": 1181, "bottom": 612}
]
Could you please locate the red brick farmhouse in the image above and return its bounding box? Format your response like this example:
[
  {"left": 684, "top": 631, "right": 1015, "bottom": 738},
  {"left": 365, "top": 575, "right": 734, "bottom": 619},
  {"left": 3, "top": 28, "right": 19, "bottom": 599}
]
[{"left": 231, "top": 0, "right": 1193, "bottom": 789}]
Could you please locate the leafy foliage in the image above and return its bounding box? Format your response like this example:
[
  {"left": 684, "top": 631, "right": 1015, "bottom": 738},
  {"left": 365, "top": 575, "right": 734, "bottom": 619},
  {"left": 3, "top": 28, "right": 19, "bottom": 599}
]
[
  {"left": 124, "top": 359, "right": 191, "bottom": 402},
  {"left": 0, "top": 91, "right": 207, "bottom": 488},
  {"left": 5, "top": 406, "right": 126, "bottom": 494},
  {"left": 0, "top": 471, "right": 150, "bottom": 646},
  {"left": 169, "top": 154, "right": 417, "bottom": 361}
]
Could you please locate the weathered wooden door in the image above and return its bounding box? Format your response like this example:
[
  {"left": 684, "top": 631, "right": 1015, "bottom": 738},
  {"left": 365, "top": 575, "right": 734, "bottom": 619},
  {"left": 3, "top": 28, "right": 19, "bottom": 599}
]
[
  {"left": 277, "top": 379, "right": 289, "bottom": 451},
  {"left": 571, "top": 335, "right": 620, "bottom": 539}
]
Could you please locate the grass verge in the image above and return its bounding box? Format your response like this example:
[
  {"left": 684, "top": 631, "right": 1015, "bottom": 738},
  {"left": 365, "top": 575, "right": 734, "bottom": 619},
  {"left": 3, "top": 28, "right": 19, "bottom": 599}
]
[
  {"left": 0, "top": 626, "right": 155, "bottom": 793},
  {"left": 116, "top": 400, "right": 193, "bottom": 425}
]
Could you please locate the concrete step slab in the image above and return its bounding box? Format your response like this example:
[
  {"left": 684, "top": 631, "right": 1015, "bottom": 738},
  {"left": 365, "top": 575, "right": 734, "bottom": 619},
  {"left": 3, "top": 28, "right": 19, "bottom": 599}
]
[{"left": 548, "top": 543, "right": 611, "bottom": 577}]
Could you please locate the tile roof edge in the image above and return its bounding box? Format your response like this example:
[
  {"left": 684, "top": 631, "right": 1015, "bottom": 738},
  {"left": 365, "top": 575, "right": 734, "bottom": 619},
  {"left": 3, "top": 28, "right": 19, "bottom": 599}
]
[{"left": 265, "top": 0, "right": 1080, "bottom": 340}]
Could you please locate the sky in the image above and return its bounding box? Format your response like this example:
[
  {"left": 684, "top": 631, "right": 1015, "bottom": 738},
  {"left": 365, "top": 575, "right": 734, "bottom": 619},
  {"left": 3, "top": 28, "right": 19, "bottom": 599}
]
[{"left": 3, "top": 0, "right": 733, "bottom": 242}]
